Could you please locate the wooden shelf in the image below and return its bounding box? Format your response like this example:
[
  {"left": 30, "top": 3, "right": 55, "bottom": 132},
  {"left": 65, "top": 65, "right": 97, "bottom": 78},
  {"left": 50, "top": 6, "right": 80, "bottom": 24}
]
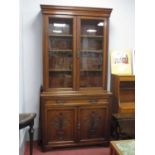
[
  {"left": 49, "top": 69, "right": 72, "bottom": 72},
  {"left": 119, "top": 102, "right": 135, "bottom": 113},
  {"left": 119, "top": 75, "right": 135, "bottom": 81},
  {"left": 120, "top": 87, "right": 135, "bottom": 90},
  {"left": 111, "top": 74, "right": 135, "bottom": 113},
  {"left": 80, "top": 49, "right": 102, "bottom": 53},
  {"left": 49, "top": 49, "right": 73, "bottom": 52},
  {"left": 80, "top": 69, "right": 102, "bottom": 72},
  {"left": 48, "top": 34, "right": 73, "bottom": 37},
  {"left": 81, "top": 35, "right": 103, "bottom": 38}
]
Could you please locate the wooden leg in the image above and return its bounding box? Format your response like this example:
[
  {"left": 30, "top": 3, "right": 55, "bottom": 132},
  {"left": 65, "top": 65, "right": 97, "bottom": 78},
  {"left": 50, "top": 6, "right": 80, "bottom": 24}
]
[
  {"left": 29, "top": 121, "right": 34, "bottom": 155},
  {"left": 110, "top": 144, "right": 114, "bottom": 155},
  {"left": 116, "top": 123, "right": 120, "bottom": 139},
  {"left": 110, "top": 147, "right": 113, "bottom": 155}
]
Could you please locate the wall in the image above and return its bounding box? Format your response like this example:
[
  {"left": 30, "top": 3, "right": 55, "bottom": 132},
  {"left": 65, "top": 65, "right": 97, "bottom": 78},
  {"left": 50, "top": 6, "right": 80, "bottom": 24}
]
[
  {"left": 20, "top": 0, "right": 134, "bottom": 142},
  {"left": 19, "top": 1, "right": 26, "bottom": 155}
]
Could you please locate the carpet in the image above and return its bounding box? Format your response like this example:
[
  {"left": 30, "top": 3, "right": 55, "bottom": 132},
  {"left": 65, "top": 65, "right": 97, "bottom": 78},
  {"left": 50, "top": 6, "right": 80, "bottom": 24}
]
[{"left": 24, "top": 142, "right": 110, "bottom": 155}]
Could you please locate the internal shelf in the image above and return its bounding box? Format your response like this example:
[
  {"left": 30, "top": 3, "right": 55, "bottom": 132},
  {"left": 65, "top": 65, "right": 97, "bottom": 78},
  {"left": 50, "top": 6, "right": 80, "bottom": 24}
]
[
  {"left": 80, "top": 49, "right": 102, "bottom": 53},
  {"left": 120, "top": 88, "right": 135, "bottom": 90},
  {"left": 81, "top": 35, "right": 103, "bottom": 38},
  {"left": 49, "top": 49, "right": 73, "bottom": 52},
  {"left": 48, "top": 34, "right": 73, "bottom": 37},
  {"left": 80, "top": 69, "right": 102, "bottom": 72},
  {"left": 49, "top": 69, "right": 72, "bottom": 72}
]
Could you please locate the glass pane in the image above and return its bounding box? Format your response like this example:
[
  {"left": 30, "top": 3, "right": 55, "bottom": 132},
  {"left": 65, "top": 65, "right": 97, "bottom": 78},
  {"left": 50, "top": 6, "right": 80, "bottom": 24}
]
[
  {"left": 80, "top": 19, "right": 104, "bottom": 87},
  {"left": 48, "top": 17, "right": 73, "bottom": 88},
  {"left": 48, "top": 18, "right": 72, "bottom": 35},
  {"left": 81, "top": 20, "right": 103, "bottom": 36}
]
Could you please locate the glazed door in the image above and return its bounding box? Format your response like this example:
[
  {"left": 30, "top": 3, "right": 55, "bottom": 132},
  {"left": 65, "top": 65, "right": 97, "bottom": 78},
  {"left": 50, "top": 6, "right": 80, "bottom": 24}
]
[
  {"left": 45, "top": 106, "right": 77, "bottom": 146},
  {"left": 44, "top": 15, "right": 76, "bottom": 90},
  {"left": 78, "top": 106, "right": 108, "bottom": 144},
  {"left": 77, "top": 17, "right": 108, "bottom": 90}
]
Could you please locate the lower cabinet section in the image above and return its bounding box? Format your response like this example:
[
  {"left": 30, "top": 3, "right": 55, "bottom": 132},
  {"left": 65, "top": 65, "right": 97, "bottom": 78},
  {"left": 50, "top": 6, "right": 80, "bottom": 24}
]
[
  {"left": 40, "top": 91, "right": 112, "bottom": 151},
  {"left": 46, "top": 107, "right": 77, "bottom": 146},
  {"left": 79, "top": 106, "right": 108, "bottom": 143}
]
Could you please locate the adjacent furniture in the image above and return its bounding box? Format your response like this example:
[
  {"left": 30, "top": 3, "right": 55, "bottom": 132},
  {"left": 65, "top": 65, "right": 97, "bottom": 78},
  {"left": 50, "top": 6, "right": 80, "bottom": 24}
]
[
  {"left": 40, "top": 5, "right": 112, "bottom": 151},
  {"left": 110, "top": 140, "right": 135, "bottom": 155},
  {"left": 111, "top": 113, "right": 135, "bottom": 139},
  {"left": 111, "top": 75, "right": 135, "bottom": 140},
  {"left": 19, "top": 113, "right": 36, "bottom": 155},
  {"left": 111, "top": 74, "right": 135, "bottom": 113}
]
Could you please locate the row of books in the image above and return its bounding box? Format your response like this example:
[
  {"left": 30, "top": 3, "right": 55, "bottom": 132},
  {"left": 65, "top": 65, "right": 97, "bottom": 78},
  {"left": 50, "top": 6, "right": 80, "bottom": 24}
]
[
  {"left": 49, "top": 38, "right": 72, "bottom": 50},
  {"left": 80, "top": 73, "right": 102, "bottom": 87},
  {"left": 49, "top": 73, "right": 72, "bottom": 88},
  {"left": 80, "top": 55, "right": 102, "bottom": 70},
  {"left": 49, "top": 55, "right": 72, "bottom": 70},
  {"left": 81, "top": 38, "right": 102, "bottom": 50},
  {"left": 49, "top": 72, "right": 102, "bottom": 87}
]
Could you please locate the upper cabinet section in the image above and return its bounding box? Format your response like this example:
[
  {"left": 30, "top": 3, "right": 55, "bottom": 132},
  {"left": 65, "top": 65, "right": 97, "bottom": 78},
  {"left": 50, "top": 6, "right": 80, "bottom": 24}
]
[
  {"left": 48, "top": 17, "right": 75, "bottom": 89},
  {"left": 79, "top": 18, "right": 104, "bottom": 88},
  {"left": 41, "top": 5, "right": 112, "bottom": 91}
]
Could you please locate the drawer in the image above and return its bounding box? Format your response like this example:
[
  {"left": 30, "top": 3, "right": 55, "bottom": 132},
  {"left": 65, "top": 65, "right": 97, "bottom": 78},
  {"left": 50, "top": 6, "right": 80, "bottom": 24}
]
[{"left": 46, "top": 98, "right": 109, "bottom": 106}]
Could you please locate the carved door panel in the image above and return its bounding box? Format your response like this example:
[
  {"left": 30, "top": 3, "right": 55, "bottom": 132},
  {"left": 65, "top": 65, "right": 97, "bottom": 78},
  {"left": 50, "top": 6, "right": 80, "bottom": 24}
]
[
  {"left": 46, "top": 106, "right": 77, "bottom": 145},
  {"left": 78, "top": 105, "right": 108, "bottom": 143}
]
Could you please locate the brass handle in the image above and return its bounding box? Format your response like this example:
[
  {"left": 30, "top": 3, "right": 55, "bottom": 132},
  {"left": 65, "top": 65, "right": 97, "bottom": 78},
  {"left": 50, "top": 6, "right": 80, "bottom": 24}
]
[
  {"left": 77, "top": 122, "right": 80, "bottom": 129},
  {"left": 89, "top": 99, "right": 98, "bottom": 104},
  {"left": 56, "top": 100, "right": 65, "bottom": 105}
]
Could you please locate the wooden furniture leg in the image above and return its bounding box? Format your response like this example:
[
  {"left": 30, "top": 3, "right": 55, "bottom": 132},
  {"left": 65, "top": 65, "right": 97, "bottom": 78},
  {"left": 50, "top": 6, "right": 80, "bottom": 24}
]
[
  {"left": 110, "top": 144, "right": 113, "bottom": 155},
  {"left": 29, "top": 121, "right": 34, "bottom": 155}
]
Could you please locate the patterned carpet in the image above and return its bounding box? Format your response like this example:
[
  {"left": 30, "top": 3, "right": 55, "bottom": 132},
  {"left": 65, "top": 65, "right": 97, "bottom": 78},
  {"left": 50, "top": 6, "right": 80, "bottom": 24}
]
[{"left": 24, "top": 142, "right": 110, "bottom": 155}]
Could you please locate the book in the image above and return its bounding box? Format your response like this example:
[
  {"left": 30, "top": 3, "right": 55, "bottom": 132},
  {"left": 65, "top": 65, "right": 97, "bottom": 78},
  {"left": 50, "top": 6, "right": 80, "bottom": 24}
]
[{"left": 110, "top": 49, "right": 132, "bottom": 75}]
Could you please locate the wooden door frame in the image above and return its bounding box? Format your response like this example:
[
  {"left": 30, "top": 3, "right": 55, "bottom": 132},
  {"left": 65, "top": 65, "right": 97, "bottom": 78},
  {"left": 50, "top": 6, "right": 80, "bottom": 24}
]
[
  {"left": 76, "top": 16, "right": 109, "bottom": 90},
  {"left": 42, "top": 15, "right": 77, "bottom": 91}
]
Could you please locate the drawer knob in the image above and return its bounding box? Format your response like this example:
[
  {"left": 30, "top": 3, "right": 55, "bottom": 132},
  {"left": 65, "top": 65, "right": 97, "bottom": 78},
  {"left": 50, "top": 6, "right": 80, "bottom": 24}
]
[
  {"left": 77, "top": 122, "right": 80, "bottom": 129},
  {"left": 89, "top": 99, "right": 98, "bottom": 104},
  {"left": 56, "top": 100, "right": 65, "bottom": 104}
]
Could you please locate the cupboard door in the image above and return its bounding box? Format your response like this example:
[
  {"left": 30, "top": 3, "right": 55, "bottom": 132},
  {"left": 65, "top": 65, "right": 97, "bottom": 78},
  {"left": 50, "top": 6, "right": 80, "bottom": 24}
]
[
  {"left": 45, "top": 16, "right": 76, "bottom": 90},
  {"left": 45, "top": 106, "right": 77, "bottom": 145},
  {"left": 77, "top": 17, "right": 107, "bottom": 89},
  {"left": 78, "top": 106, "right": 108, "bottom": 143}
]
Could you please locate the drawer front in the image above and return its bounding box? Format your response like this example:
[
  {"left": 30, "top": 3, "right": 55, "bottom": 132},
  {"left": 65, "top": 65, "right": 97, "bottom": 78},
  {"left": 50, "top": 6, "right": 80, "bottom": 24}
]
[{"left": 46, "top": 98, "right": 109, "bottom": 106}]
